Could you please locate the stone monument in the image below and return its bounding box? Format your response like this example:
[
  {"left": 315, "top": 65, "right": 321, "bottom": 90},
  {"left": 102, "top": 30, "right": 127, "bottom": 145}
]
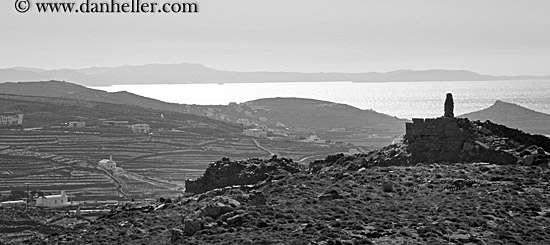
[{"left": 444, "top": 93, "right": 454, "bottom": 117}]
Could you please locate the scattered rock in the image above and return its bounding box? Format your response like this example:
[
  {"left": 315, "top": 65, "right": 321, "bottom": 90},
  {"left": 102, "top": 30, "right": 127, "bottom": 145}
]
[
  {"left": 248, "top": 191, "right": 266, "bottom": 206},
  {"left": 170, "top": 228, "right": 184, "bottom": 243},
  {"left": 202, "top": 202, "right": 234, "bottom": 219},
  {"left": 318, "top": 189, "right": 342, "bottom": 201},
  {"left": 183, "top": 219, "right": 203, "bottom": 236},
  {"left": 226, "top": 214, "right": 245, "bottom": 227},
  {"left": 185, "top": 157, "right": 300, "bottom": 194},
  {"left": 524, "top": 155, "right": 535, "bottom": 165},
  {"left": 382, "top": 182, "right": 394, "bottom": 192}
]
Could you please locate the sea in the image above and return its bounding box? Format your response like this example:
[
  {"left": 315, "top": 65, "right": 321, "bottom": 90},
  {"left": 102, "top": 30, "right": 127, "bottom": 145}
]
[{"left": 91, "top": 80, "right": 550, "bottom": 120}]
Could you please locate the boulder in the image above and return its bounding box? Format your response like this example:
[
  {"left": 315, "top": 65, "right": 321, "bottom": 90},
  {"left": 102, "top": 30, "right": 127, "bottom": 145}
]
[
  {"left": 318, "top": 189, "right": 342, "bottom": 201},
  {"left": 524, "top": 155, "right": 535, "bottom": 165},
  {"left": 202, "top": 202, "right": 234, "bottom": 219},
  {"left": 227, "top": 214, "right": 245, "bottom": 227},
  {"left": 170, "top": 228, "right": 184, "bottom": 243},
  {"left": 183, "top": 219, "right": 203, "bottom": 236},
  {"left": 248, "top": 191, "right": 266, "bottom": 206}
]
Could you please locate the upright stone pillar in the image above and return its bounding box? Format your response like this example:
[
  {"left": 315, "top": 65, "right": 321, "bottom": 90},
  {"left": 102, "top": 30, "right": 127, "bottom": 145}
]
[{"left": 444, "top": 93, "right": 454, "bottom": 117}]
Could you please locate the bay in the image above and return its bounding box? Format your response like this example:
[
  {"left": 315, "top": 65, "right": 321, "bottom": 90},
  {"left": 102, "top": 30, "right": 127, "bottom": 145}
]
[{"left": 92, "top": 80, "right": 550, "bottom": 120}]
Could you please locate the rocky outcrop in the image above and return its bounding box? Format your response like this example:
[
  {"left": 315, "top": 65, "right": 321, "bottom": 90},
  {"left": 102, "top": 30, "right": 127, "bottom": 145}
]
[
  {"left": 311, "top": 117, "right": 550, "bottom": 171},
  {"left": 13, "top": 162, "right": 550, "bottom": 245},
  {"left": 185, "top": 156, "right": 301, "bottom": 194},
  {"left": 406, "top": 117, "right": 550, "bottom": 165}
]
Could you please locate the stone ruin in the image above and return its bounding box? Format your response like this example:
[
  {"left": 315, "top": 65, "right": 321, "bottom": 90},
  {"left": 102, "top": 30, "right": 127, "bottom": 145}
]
[
  {"left": 185, "top": 156, "right": 301, "bottom": 194},
  {"left": 404, "top": 94, "right": 550, "bottom": 165}
]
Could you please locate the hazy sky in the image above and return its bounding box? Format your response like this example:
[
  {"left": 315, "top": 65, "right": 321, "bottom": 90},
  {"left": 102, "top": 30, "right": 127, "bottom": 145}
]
[{"left": 1, "top": 0, "right": 550, "bottom": 75}]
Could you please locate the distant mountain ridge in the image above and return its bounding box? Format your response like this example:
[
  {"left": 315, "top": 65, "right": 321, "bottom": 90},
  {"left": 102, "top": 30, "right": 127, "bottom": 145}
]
[
  {"left": 1, "top": 63, "right": 548, "bottom": 86},
  {"left": 460, "top": 100, "right": 550, "bottom": 135}
]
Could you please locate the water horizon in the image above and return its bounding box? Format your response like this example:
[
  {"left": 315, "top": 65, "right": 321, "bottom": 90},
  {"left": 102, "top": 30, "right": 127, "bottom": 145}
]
[{"left": 91, "top": 80, "right": 550, "bottom": 120}]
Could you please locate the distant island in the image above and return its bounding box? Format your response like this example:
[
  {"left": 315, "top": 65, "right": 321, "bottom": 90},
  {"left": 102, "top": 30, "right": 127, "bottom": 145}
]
[{"left": 1, "top": 63, "right": 549, "bottom": 86}]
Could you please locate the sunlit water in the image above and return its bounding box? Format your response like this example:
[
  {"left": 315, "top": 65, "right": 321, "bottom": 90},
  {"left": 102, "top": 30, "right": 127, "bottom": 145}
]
[{"left": 91, "top": 80, "right": 550, "bottom": 119}]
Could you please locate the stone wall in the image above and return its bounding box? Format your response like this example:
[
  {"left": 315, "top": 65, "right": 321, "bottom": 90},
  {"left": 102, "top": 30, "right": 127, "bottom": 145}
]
[
  {"left": 185, "top": 156, "right": 301, "bottom": 194},
  {"left": 405, "top": 117, "right": 522, "bottom": 164},
  {"left": 405, "top": 117, "right": 471, "bottom": 163}
]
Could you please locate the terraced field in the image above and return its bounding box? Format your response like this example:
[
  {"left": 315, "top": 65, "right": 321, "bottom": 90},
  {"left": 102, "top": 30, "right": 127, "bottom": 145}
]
[
  {"left": 0, "top": 155, "right": 116, "bottom": 201},
  {"left": 1, "top": 129, "right": 348, "bottom": 201},
  {"left": 1, "top": 112, "right": 356, "bottom": 204}
]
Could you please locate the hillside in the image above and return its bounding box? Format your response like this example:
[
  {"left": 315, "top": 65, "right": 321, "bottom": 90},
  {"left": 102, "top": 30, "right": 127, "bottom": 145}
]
[
  {"left": 0, "top": 81, "right": 408, "bottom": 148},
  {"left": 0, "top": 94, "right": 352, "bottom": 204},
  {"left": 460, "top": 100, "right": 550, "bottom": 135},
  {"left": 1, "top": 64, "right": 548, "bottom": 86},
  {"left": 243, "top": 97, "right": 407, "bottom": 131},
  {"left": 3, "top": 118, "right": 550, "bottom": 244},
  {"left": 0, "top": 80, "right": 191, "bottom": 114}
]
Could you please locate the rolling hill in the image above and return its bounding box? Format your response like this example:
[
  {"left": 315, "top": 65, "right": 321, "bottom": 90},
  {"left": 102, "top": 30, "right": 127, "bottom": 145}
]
[
  {"left": 460, "top": 100, "right": 550, "bottom": 135},
  {"left": 0, "top": 80, "right": 191, "bottom": 114},
  {"left": 243, "top": 97, "right": 407, "bottom": 131}
]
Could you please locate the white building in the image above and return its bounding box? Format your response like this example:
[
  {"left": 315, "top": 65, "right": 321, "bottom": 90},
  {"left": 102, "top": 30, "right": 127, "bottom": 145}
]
[
  {"left": 0, "top": 200, "right": 26, "bottom": 207},
  {"left": 243, "top": 129, "right": 267, "bottom": 138},
  {"left": 0, "top": 113, "right": 23, "bottom": 126},
  {"left": 257, "top": 124, "right": 268, "bottom": 131},
  {"left": 329, "top": 128, "right": 346, "bottom": 132},
  {"left": 130, "top": 124, "right": 151, "bottom": 133},
  {"left": 237, "top": 119, "right": 251, "bottom": 127},
  {"left": 36, "top": 191, "right": 69, "bottom": 208},
  {"left": 302, "top": 135, "right": 326, "bottom": 143},
  {"left": 68, "top": 121, "right": 86, "bottom": 128},
  {"left": 99, "top": 156, "right": 117, "bottom": 170}
]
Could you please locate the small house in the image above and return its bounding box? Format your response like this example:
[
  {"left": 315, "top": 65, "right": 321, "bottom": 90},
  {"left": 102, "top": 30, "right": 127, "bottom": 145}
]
[
  {"left": 237, "top": 119, "right": 251, "bottom": 127},
  {"left": 130, "top": 124, "right": 151, "bottom": 134},
  {"left": 99, "top": 155, "right": 116, "bottom": 170},
  {"left": 257, "top": 124, "right": 268, "bottom": 131},
  {"left": 0, "top": 200, "right": 26, "bottom": 207},
  {"left": 243, "top": 129, "right": 267, "bottom": 138},
  {"left": 68, "top": 121, "right": 86, "bottom": 128},
  {"left": 0, "top": 113, "right": 23, "bottom": 126}
]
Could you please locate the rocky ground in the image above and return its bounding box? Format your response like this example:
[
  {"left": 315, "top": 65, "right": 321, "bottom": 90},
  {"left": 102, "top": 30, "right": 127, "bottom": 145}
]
[
  {"left": 2, "top": 119, "right": 550, "bottom": 244},
  {"left": 2, "top": 159, "right": 550, "bottom": 244}
]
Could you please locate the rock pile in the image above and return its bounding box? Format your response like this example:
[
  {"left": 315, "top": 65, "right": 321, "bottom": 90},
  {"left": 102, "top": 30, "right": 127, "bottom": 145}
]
[
  {"left": 185, "top": 155, "right": 301, "bottom": 194},
  {"left": 312, "top": 117, "right": 550, "bottom": 171}
]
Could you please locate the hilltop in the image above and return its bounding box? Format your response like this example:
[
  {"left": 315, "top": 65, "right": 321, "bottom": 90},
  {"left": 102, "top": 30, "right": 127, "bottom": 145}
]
[
  {"left": 460, "top": 100, "right": 550, "bottom": 135},
  {"left": 244, "top": 98, "right": 405, "bottom": 131},
  {"left": 1, "top": 64, "right": 548, "bottom": 86},
  {"left": 0, "top": 80, "right": 191, "bottom": 114}
]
